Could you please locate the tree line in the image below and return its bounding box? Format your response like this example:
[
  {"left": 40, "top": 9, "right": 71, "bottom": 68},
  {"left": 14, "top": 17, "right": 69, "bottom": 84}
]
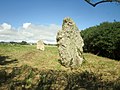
[
  {"left": 81, "top": 21, "right": 120, "bottom": 60},
  {"left": 0, "top": 41, "right": 29, "bottom": 45}
]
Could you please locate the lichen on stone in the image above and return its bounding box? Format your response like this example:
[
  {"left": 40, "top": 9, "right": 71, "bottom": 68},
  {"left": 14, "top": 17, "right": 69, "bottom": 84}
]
[{"left": 56, "top": 17, "right": 84, "bottom": 69}]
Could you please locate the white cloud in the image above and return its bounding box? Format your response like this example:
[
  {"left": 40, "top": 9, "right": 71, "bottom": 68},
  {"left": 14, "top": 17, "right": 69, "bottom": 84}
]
[
  {"left": 1, "top": 23, "right": 11, "bottom": 30},
  {"left": 0, "top": 23, "right": 61, "bottom": 44},
  {"left": 22, "top": 23, "right": 31, "bottom": 29}
]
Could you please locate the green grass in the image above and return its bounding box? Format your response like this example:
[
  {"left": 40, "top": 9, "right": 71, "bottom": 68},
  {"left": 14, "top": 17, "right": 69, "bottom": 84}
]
[
  {"left": 0, "top": 44, "right": 120, "bottom": 89},
  {"left": 0, "top": 44, "right": 65, "bottom": 70}
]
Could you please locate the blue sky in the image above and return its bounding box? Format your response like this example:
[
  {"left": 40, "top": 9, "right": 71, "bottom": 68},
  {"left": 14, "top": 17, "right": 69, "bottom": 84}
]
[{"left": 0, "top": 0, "right": 120, "bottom": 43}]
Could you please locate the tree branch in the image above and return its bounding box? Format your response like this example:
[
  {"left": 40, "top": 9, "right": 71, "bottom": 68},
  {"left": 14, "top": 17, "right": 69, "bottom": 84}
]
[{"left": 85, "top": 0, "right": 120, "bottom": 7}]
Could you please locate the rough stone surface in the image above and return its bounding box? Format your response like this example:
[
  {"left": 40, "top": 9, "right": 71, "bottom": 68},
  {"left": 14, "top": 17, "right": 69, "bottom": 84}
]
[
  {"left": 56, "top": 17, "right": 84, "bottom": 68},
  {"left": 37, "top": 40, "right": 45, "bottom": 51}
]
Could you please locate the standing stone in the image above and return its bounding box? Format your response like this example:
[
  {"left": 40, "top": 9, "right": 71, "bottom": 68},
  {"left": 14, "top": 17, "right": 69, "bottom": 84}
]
[
  {"left": 56, "top": 17, "right": 84, "bottom": 68},
  {"left": 37, "top": 40, "right": 45, "bottom": 51}
]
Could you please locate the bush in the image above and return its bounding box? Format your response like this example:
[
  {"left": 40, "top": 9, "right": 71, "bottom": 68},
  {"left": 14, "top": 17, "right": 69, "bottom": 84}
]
[
  {"left": 20, "top": 41, "right": 28, "bottom": 45},
  {"left": 81, "top": 22, "right": 120, "bottom": 60}
]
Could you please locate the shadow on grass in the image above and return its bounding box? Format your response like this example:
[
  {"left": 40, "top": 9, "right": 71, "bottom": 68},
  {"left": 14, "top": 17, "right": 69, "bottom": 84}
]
[
  {"left": 0, "top": 65, "right": 120, "bottom": 90},
  {"left": 36, "top": 70, "right": 120, "bottom": 90},
  {"left": 0, "top": 55, "right": 18, "bottom": 65}
]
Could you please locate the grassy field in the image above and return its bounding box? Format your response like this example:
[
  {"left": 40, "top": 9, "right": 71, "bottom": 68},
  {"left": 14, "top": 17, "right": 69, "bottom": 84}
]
[
  {"left": 0, "top": 44, "right": 120, "bottom": 89},
  {"left": 0, "top": 44, "right": 63, "bottom": 70}
]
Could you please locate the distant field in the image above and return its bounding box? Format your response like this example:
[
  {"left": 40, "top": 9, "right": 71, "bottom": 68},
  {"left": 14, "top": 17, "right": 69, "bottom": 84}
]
[{"left": 0, "top": 44, "right": 120, "bottom": 89}]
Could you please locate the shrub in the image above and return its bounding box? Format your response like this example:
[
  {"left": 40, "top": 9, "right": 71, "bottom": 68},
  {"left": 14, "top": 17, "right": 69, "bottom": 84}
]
[{"left": 81, "top": 22, "right": 120, "bottom": 60}]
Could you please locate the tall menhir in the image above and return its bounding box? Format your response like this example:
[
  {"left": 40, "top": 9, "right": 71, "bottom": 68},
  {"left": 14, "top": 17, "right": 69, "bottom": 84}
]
[{"left": 56, "top": 17, "right": 84, "bottom": 69}]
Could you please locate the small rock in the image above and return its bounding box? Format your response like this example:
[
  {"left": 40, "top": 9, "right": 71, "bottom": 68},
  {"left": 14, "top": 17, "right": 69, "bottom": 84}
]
[{"left": 37, "top": 40, "right": 45, "bottom": 51}]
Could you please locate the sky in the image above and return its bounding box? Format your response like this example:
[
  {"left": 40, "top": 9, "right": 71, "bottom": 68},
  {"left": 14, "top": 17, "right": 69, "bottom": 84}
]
[{"left": 0, "top": 0, "right": 120, "bottom": 44}]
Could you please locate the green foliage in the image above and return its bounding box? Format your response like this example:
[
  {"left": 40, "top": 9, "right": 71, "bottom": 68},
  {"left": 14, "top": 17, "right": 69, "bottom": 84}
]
[
  {"left": 81, "top": 22, "right": 120, "bottom": 60},
  {"left": 20, "top": 41, "right": 28, "bottom": 45},
  {"left": 0, "top": 41, "right": 29, "bottom": 45}
]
